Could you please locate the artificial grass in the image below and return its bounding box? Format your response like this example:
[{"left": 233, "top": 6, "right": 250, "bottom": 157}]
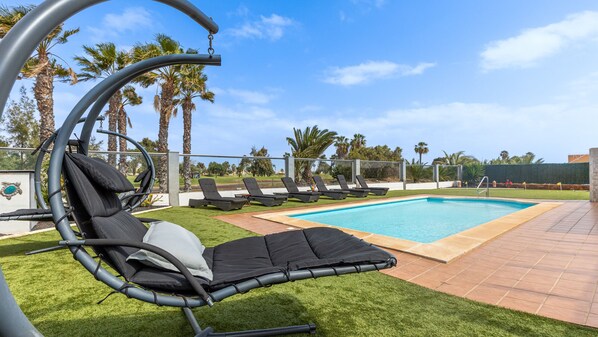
[{"left": 1, "top": 205, "right": 597, "bottom": 336}]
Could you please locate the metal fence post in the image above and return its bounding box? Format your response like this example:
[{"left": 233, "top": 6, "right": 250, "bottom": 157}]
[
  {"left": 353, "top": 159, "right": 360, "bottom": 183},
  {"left": 285, "top": 156, "right": 295, "bottom": 180},
  {"left": 591, "top": 148, "right": 598, "bottom": 202},
  {"left": 434, "top": 164, "right": 440, "bottom": 188},
  {"left": 168, "top": 151, "right": 180, "bottom": 207},
  {"left": 401, "top": 160, "right": 407, "bottom": 190}
]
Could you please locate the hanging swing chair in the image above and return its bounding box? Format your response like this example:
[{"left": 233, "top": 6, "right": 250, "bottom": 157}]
[{"left": 0, "top": 1, "right": 397, "bottom": 336}]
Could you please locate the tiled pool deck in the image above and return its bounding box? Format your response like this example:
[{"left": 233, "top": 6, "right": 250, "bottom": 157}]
[{"left": 216, "top": 198, "right": 598, "bottom": 328}]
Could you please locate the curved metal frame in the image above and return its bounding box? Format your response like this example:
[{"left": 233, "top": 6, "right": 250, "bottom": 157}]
[
  {"left": 48, "top": 53, "right": 220, "bottom": 309},
  {"left": 0, "top": 1, "right": 219, "bottom": 336},
  {"left": 95, "top": 128, "right": 156, "bottom": 210}
]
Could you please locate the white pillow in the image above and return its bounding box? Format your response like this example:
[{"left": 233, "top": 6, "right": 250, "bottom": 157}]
[{"left": 127, "top": 221, "right": 213, "bottom": 281}]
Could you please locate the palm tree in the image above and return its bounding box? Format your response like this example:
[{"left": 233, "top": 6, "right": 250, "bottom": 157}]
[
  {"left": 176, "top": 64, "right": 214, "bottom": 191},
  {"left": 513, "top": 152, "right": 544, "bottom": 164},
  {"left": 286, "top": 125, "right": 337, "bottom": 183},
  {"left": 133, "top": 34, "right": 186, "bottom": 192},
  {"left": 350, "top": 133, "right": 366, "bottom": 150},
  {"left": 500, "top": 150, "right": 510, "bottom": 162},
  {"left": 440, "top": 150, "right": 477, "bottom": 165},
  {"left": 334, "top": 136, "right": 350, "bottom": 159},
  {"left": 0, "top": 5, "right": 79, "bottom": 143},
  {"left": 118, "top": 85, "right": 142, "bottom": 174},
  {"left": 74, "top": 42, "right": 131, "bottom": 166},
  {"left": 414, "top": 142, "right": 429, "bottom": 164}
]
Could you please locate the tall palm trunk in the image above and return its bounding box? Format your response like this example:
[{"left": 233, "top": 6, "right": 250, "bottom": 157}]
[
  {"left": 157, "top": 81, "right": 175, "bottom": 192},
  {"left": 107, "top": 90, "right": 122, "bottom": 166},
  {"left": 34, "top": 52, "right": 55, "bottom": 143},
  {"left": 118, "top": 106, "right": 128, "bottom": 175},
  {"left": 182, "top": 98, "right": 193, "bottom": 192}
]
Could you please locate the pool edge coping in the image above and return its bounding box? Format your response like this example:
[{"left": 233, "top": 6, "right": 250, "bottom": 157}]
[{"left": 253, "top": 195, "right": 562, "bottom": 263}]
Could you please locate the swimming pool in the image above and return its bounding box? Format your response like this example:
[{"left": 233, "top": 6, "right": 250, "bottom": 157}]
[{"left": 290, "top": 197, "right": 534, "bottom": 243}]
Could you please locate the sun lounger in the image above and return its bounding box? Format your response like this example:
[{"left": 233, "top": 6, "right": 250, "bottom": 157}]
[
  {"left": 312, "top": 176, "right": 349, "bottom": 200},
  {"left": 242, "top": 177, "right": 286, "bottom": 206},
  {"left": 189, "top": 178, "right": 247, "bottom": 211},
  {"left": 279, "top": 177, "right": 320, "bottom": 202},
  {"left": 356, "top": 175, "right": 389, "bottom": 196},
  {"left": 335, "top": 175, "right": 369, "bottom": 198}
]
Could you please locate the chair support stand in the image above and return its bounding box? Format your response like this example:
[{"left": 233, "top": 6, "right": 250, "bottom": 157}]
[{"left": 182, "top": 307, "right": 316, "bottom": 337}]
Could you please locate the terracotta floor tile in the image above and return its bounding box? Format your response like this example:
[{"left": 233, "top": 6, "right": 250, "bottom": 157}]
[
  {"left": 543, "top": 295, "right": 592, "bottom": 312},
  {"left": 505, "top": 289, "right": 548, "bottom": 303},
  {"left": 585, "top": 313, "right": 598, "bottom": 328},
  {"left": 537, "top": 305, "right": 588, "bottom": 325},
  {"left": 554, "top": 278, "right": 597, "bottom": 292},
  {"left": 498, "top": 297, "right": 543, "bottom": 313},
  {"left": 465, "top": 285, "right": 509, "bottom": 305},
  {"left": 436, "top": 282, "right": 477, "bottom": 297},
  {"left": 482, "top": 276, "right": 519, "bottom": 288},
  {"left": 514, "top": 280, "right": 555, "bottom": 293}
]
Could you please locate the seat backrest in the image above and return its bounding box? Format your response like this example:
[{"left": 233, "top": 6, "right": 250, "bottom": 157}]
[
  {"left": 199, "top": 178, "right": 222, "bottom": 199},
  {"left": 337, "top": 174, "right": 350, "bottom": 189},
  {"left": 312, "top": 176, "right": 329, "bottom": 191},
  {"left": 62, "top": 152, "right": 148, "bottom": 279},
  {"left": 243, "top": 177, "right": 263, "bottom": 196},
  {"left": 281, "top": 177, "right": 299, "bottom": 193},
  {"left": 356, "top": 175, "right": 369, "bottom": 188}
]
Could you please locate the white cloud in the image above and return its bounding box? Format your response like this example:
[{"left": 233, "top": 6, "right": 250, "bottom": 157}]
[
  {"left": 88, "top": 7, "right": 153, "bottom": 41},
  {"left": 481, "top": 11, "right": 598, "bottom": 71},
  {"left": 227, "top": 89, "right": 276, "bottom": 105},
  {"left": 350, "top": 0, "right": 387, "bottom": 9},
  {"left": 227, "top": 14, "right": 294, "bottom": 41},
  {"left": 323, "top": 61, "right": 436, "bottom": 86}
]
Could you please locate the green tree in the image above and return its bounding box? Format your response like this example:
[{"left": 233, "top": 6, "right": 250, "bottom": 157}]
[
  {"left": 117, "top": 85, "right": 143, "bottom": 174},
  {"left": 0, "top": 87, "right": 40, "bottom": 148},
  {"left": 334, "top": 136, "right": 350, "bottom": 159},
  {"left": 176, "top": 63, "right": 215, "bottom": 191},
  {"left": 74, "top": 42, "right": 135, "bottom": 166},
  {"left": 286, "top": 125, "right": 337, "bottom": 183},
  {"left": 0, "top": 5, "right": 79, "bottom": 143},
  {"left": 0, "top": 87, "right": 40, "bottom": 169},
  {"left": 350, "top": 133, "right": 366, "bottom": 150},
  {"left": 207, "top": 161, "right": 224, "bottom": 176},
  {"left": 249, "top": 146, "right": 275, "bottom": 177},
  {"left": 435, "top": 150, "right": 477, "bottom": 165},
  {"left": 134, "top": 34, "right": 188, "bottom": 191},
  {"left": 414, "top": 141, "right": 429, "bottom": 164}
]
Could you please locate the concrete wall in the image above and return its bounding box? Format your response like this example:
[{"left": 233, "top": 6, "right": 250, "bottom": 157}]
[
  {"left": 0, "top": 171, "right": 35, "bottom": 234},
  {"left": 590, "top": 148, "right": 598, "bottom": 202}
]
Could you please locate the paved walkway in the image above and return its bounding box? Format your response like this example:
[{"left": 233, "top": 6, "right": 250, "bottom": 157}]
[{"left": 216, "top": 200, "right": 598, "bottom": 328}]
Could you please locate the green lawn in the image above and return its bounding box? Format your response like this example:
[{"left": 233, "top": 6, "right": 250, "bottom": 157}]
[{"left": 0, "top": 189, "right": 594, "bottom": 336}]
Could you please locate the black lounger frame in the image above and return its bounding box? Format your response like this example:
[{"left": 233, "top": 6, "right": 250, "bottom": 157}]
[
  {"left": 356, "top": 175, "right": 389, "bottom": 196},
  {"left": 335, "top": 175, "right": 370, "bottom": 198},
  {"left": 242, "top": 177, "right": 286, "bottom": 207},
  {"left": 189, "top": 178, "right": 247, "bottom": 211},
  {"left": 280, "top": 177, "right": 320, "bottom": 202},
  {"left": 312, "top": 176, "right": 349, "bottom": 200}
]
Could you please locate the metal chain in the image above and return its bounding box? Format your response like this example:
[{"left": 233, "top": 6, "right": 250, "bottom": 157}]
[{"left": 208, "top": 32, "right": 214, "bottom": 56}]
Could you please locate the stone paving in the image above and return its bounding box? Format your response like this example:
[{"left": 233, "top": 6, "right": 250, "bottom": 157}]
[{"left": 216, "top": 200, "right": 598, "bottom": 328}]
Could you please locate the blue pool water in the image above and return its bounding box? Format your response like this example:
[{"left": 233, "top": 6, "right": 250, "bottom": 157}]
[{"left": 291, "top": 198, "right": 534, "bottom": 243}]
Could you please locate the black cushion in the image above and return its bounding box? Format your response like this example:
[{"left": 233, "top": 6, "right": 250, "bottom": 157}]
[
  {"left": 130, "top": 227, "right": 394, "bottom": 292},
  {"left": 67, "top": 153, "right": 135, "bottom": 193}
]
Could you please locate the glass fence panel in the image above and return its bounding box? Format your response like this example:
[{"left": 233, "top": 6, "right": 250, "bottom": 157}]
[
  {"left": 360, "top": 160, "right": 402, "bottom": 182},
  {"left": 0, "top": 148, "right": 36, "bottom": 171},
  {"left": 179, "top": 155, "right": 287, "bottom": 192},
  {"left": 439, "top": 165, "right": 459, "bottom": 182},
  {"left": 405, "top": 164, "right": 434, "bottom": 183}
]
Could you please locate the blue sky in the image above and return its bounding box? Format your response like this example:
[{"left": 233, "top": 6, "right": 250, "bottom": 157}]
[{"left": 3, "top": 0, "right": 598, "bottom": 163}]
